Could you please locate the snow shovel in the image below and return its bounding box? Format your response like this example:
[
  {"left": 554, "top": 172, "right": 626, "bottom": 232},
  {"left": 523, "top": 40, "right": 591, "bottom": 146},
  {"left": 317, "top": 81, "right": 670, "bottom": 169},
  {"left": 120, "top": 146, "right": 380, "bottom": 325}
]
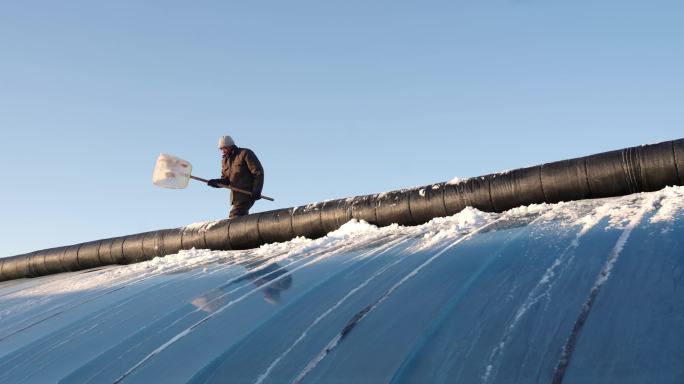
[{"left": 152, "top": 153, "right": 274, "bottom": 201}]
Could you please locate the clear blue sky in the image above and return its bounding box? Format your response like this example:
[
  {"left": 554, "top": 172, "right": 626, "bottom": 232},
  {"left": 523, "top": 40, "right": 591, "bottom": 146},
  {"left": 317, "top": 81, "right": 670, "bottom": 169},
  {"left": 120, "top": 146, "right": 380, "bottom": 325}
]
[{"left": 1, "top": 0, "right": 682, "bottom": 257}]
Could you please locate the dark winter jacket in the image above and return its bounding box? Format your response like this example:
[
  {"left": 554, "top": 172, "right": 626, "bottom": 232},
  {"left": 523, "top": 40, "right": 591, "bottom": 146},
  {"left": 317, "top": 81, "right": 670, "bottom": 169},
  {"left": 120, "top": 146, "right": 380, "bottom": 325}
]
[{"left": 221, "top": 146, "right": 264, "bottom": 204}]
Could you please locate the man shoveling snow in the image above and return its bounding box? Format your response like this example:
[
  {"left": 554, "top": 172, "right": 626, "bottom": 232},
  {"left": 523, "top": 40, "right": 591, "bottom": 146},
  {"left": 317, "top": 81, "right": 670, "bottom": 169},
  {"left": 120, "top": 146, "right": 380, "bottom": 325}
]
[{"left": 207, "top": 135, "right": 265, "bottom": 219}]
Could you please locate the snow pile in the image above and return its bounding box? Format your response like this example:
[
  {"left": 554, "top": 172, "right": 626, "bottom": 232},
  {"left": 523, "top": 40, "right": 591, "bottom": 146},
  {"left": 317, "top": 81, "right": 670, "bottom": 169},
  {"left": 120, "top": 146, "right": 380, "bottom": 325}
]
[
  {"left": 650, "top": 186, "right": 684, "bottom": 223},
  {"left": 407, "top": 207, "right": 496, "bottom": 252}
]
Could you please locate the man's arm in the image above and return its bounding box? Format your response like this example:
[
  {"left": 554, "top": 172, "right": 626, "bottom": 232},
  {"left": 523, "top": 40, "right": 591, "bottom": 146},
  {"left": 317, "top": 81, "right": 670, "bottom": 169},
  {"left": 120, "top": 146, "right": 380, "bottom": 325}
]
[
  {"left": 245, "top": 149, "right": 264, "bottom": 198},
  {"left": 207, "top": 178, "right": 229, "bottom": 188}
]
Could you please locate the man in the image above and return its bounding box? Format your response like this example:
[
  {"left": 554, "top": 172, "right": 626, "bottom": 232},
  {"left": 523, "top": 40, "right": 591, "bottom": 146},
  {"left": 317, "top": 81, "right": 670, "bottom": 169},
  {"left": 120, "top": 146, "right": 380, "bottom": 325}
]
[{"left": 207, "top": 135, "right": 264, "bottom": 219}]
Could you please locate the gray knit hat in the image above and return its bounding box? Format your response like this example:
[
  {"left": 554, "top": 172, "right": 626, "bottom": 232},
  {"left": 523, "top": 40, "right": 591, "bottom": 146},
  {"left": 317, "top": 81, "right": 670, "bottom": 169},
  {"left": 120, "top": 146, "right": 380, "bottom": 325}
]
[{"left": 218, "top": 135, "right": 235, "bottom": 149}]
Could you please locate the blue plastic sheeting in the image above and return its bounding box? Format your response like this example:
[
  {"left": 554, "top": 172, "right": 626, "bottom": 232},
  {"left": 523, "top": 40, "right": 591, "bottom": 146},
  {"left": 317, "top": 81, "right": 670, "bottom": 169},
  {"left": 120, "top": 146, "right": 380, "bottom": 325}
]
[{"left": 0, "top": 189, "right": 682, "bottom": 383}]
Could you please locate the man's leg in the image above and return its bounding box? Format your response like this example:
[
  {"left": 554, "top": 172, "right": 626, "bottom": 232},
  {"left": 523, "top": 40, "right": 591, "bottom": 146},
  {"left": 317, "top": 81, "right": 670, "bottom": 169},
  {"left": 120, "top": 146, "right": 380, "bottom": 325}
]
[{"left": 229, "top": 200, "right": 255, "bottom": 219}]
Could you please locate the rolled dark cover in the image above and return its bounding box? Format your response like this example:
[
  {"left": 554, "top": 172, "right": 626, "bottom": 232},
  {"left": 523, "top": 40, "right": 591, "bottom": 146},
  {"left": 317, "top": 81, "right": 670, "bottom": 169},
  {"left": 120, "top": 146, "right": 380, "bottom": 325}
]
[
  {"left": 2, "top": 138, "right": 683, "bottom": 282},
  {"left": 142, "top": 231, "right": 166, "bottom": 260},
  {"left": 674, "top": 139, "right": 684, "bottom": 184},
  {"left": 442, "top": 181, "right": 468, "bottom": 216},
  {"left": 97, "top": 238, "right": 118, "bottom": 266},
  {"left": 161, "top": 229, "right": 184, "bottom": 256},
  {"left": 204, "top": 221, "right": 231, "bottom": 251},
  {"left": 27, "top": 250, "right": 49, "bottom": 277},
  {"left": 110, "top": 237, "right": 127, "bottom": 265},
  {"left": 1, "top": 256, "right": 29, "bottom": 281},
  {"left": 445, "top": 176, "right": 494, "bottom": 213},
  {"left": 350, "top": 195, "right": 378, "bottom": 224},
  {"left": 489, "top": 166, "right": 545, "bottom": 212},
  {"left": 257, "top": 209, "right": 295, "bottom": 245},
  {"left": 409, "top": 183, "right": 447, "bottom": 226},
  {"left": 292, "top": 203, "right": 326, "bottom": 240},
  {"left": 181, "top": 225, "right": 209, "bottom": 251},
  {"left": 77, "top": 240, "right": 103, "bottom": 270},
  {"left": 376, "top": 190, "right": 414, "bottom": 227},
  {"left": 638, "top": 141, "right": 680, "bottom": 192},
  {"left": 121, "top": 234, "right": 148, "bottom": 264},
  {"left": 60, "top": 245, "right": 81, "bottom": 272},
  {"left": 44, "top": 247, "right": 70, "bottom": 275},
  {"left": 228, "top": 213, "right": 263, "bottom": 250},
  {"left": 320, "top": 199, "right": 353, "bottom": 232},
  {"left": 541, "top": 157, "right": 590, "bottom": 204}
]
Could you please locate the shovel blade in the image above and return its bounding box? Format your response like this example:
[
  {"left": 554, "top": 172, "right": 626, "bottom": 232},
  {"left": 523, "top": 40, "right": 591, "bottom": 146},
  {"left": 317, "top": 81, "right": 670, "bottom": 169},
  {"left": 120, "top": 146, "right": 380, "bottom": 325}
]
[{"left": 152, "top": 153, "right": 193, "bottom": 189}]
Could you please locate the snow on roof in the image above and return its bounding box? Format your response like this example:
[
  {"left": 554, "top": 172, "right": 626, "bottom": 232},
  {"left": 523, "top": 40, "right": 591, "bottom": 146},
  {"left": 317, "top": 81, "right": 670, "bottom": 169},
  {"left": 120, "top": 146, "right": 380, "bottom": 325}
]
[{"left": 1, "top": 186, "right": 683, "bottom": 383}]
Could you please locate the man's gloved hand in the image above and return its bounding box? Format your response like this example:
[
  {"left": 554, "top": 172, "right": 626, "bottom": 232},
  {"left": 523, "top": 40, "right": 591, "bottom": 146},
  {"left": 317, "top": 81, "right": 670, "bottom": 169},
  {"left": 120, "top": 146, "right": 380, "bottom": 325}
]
[
  {"left": 208, "top": 178, "right": 229, "bottom": 188},
  {"left": 252, "top": 191, "right": 262, "bottom": 200}
]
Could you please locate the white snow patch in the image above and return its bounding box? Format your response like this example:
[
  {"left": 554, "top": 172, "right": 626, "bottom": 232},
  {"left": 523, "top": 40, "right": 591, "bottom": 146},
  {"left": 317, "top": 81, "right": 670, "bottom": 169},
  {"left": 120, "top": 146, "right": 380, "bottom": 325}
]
[
  {"left": 650, "top": 186, "right": 684, "bottom": 224},
  {"left": 447, "top": 176, "right": 468, "bottom": 185},
  {"left": 182, "top": 220, "right": 217, "bottom": 231},
  {"left": 327, "top": 219, "right": 379, "bottom": 239},
  {"left": 505, "top": 203, "right": 550, "bottom": 217},
  {"left": 407, "top": 207, "right": 497, "bottom": 253}
]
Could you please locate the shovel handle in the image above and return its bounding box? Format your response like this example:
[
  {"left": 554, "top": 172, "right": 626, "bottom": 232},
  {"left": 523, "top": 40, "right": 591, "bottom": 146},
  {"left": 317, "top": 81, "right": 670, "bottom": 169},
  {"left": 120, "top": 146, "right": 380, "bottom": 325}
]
[{"left": 190, "top": 175, "right": 274, "bottom": 202}]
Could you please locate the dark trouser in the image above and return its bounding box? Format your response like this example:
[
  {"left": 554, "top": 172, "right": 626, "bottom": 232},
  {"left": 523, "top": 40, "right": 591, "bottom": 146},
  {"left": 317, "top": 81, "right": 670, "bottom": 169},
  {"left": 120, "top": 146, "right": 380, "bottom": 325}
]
[{"left": 230, "top": 200, "right": 255, "bottom": 219}]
